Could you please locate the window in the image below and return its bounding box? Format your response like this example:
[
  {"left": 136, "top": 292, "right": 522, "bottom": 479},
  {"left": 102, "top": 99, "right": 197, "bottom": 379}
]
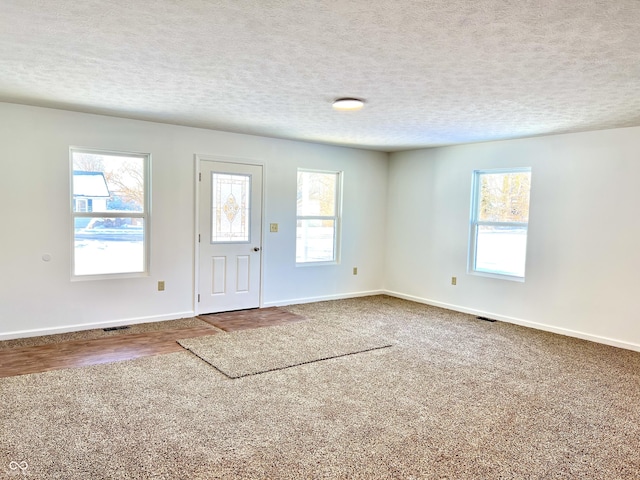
[
  {"left": 71, "top": 148, "right": 150, "bottom": 278},
  {"left": 296, "top": 169, "right": 341, "bottom": 263},
  {"left": 74, "top": 198, "right": 89, "bottom": 212},
  {"left": 469, "top": 168, "right": 531, "bottom": 280}
]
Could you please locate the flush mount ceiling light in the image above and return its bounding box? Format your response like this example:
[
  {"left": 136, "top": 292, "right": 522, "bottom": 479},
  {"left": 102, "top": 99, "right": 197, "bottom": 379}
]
[{"left": 332, "top": 98, "right": 365, "bottom": 111}]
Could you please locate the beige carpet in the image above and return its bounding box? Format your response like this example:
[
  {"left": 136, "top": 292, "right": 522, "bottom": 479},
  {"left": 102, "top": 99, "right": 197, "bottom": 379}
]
[
  {"left": 2, "top": 296, "right": 640, "bottom": 479},
  {"left": 178, "top": 320, "right": 392, "bottom": 378}
]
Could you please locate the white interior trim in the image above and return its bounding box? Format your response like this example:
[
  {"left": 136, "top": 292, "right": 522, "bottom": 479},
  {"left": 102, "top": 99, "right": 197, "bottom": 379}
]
[
  {"left": 384, "top": 290, "right": 640, "bottom": 353},
  {"left": 263, "top": 290, "right": 385, "bottom": 308},
  {"left": 0, "top": 311, "right": 195, "bottom": 342}
]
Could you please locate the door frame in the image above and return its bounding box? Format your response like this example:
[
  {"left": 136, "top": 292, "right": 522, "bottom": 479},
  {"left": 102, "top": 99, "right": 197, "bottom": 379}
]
[{"left": 193, "top": 154, "right": 265, "bottom": 315}]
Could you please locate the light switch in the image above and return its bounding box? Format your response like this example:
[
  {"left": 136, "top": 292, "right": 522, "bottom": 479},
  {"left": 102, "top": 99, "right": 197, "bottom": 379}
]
[{"left": 270, "top": 223, "right": 278, "bottom": 233}]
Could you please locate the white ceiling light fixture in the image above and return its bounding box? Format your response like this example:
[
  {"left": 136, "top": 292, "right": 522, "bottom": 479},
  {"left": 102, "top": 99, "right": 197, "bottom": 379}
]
[{"left": 332, "top": 98, "right": 365, "bottom": 111}]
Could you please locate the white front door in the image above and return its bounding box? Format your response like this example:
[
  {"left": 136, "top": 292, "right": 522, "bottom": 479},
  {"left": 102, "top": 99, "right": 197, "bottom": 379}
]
[{"left": 198, "top": 160, "right": 263, "bottom": 313}]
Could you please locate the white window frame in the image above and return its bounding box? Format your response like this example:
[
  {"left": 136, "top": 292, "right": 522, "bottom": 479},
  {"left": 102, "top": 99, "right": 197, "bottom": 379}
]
[
  {"left": 70, "top": 147, "right": 151, "bottom": 280},
  {"left": 468, "top": 167, "right": 531, "bottom": 282},
  {"left": 296, "top": 168, "right": 342, "bottom": 265}
]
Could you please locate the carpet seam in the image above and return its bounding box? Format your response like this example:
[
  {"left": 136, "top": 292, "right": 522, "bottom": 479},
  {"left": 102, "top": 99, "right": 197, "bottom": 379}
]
[
  {"left": 178, "top": 345, "right": 237, "bottom": 379},
  {"left": 180, "top": 343, "right": 394, "bottom": 379}
]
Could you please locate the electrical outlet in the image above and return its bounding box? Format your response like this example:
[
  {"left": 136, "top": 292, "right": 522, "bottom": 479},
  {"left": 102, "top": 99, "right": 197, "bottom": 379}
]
[
  {"left": 353, "top": 267, "right": 358, "bottom": 275},
  {"left": 158, "top": 281, "right": 165, "bottom": 291},
  {"left": 451, "top": 276, "right": 457, "bottom": 286},
  {"left": 270, "top": 223, "right": 278, "bottom": 233}
]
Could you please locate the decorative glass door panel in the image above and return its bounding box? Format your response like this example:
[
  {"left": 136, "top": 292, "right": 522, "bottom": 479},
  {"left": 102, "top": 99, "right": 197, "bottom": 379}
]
[{"left": 211, "top": 173, "right": 251, "bottom": 243}]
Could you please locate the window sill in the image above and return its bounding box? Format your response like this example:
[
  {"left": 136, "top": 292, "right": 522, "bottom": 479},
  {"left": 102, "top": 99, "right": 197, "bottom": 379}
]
[
  {"left": 295, "top": 261, "right": 339, "bottom": 267},
  {"left": 468, "top": 270, "right": 525, "bottom": 283},
  {"left": 71, "top": 271, "right": 149, "bottom": 282}
]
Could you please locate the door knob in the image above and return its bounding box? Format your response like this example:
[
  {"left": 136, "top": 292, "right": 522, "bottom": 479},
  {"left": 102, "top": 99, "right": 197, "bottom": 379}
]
[{"left": 253, "top": 247, "right": 260, "bottom": 252}]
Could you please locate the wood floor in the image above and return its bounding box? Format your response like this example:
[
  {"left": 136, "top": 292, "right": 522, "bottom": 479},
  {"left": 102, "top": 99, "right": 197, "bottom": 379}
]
[
  {"left": 198, "top": 307, "right": 305, "bottom": 332},
  {"left": 0, "top": 308, "right": 304, "bottom": 378}
]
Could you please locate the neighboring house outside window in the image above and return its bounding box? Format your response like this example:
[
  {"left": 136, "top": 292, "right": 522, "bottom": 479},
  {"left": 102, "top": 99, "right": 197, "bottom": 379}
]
[
  {"left": 71, "top": 148, "right": 150, "bottom": 278},
  {"left": 296, "top": 169, "right": 342, "bottom": 264},
  {"left": 73, "top": 172, "right": 109, "bottom": 212},
  {"left": 469, "top": 168, "right": 532, "bottom": 280}
]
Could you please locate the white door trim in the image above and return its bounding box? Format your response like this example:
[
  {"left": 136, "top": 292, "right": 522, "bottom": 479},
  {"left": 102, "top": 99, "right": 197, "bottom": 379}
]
[{"left": 193, "top": 154, "right": 266, "bottom": 314}]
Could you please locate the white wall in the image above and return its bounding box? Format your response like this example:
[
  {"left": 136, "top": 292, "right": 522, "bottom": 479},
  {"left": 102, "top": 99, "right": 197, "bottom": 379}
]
[
  {"left": 5, "top": 100, "right": 639, "bottom": 351},
  {"left": 0, "top": 103, "right": 388, "bottom": 339},
  {"left": 386, "top": 127, "right": 640, "bottom": 351}
]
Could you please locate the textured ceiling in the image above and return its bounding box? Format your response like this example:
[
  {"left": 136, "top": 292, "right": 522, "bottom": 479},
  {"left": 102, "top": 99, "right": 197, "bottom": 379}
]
[{"left": 1, "top": 1, "right": 639, "bottom": 151}]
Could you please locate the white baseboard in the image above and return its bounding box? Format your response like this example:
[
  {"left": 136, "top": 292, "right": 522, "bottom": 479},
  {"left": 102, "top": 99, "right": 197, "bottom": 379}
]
[
  {"left": 0, "top": 311, "right": 196, "bottom": 341},
  {"left": 263, "top": 290, "right": 385, "bottom": 308},
  {"left": 7, "top": 291, "right": 638, "bottom": 354},
  {"left": 384, "top": 290, "right": 640, "bottom": 353}
]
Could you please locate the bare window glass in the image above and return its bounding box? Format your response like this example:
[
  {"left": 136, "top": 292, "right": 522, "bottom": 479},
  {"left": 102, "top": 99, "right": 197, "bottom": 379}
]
[
  {"left": 296, "top": 170, "right": 341, "bottom": 263},
  {"left": 71, "top": 149, "right": 149, "bottom": 277},
  {"left": 470, "top": 169, "right": 531, "bottom": 279}
]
